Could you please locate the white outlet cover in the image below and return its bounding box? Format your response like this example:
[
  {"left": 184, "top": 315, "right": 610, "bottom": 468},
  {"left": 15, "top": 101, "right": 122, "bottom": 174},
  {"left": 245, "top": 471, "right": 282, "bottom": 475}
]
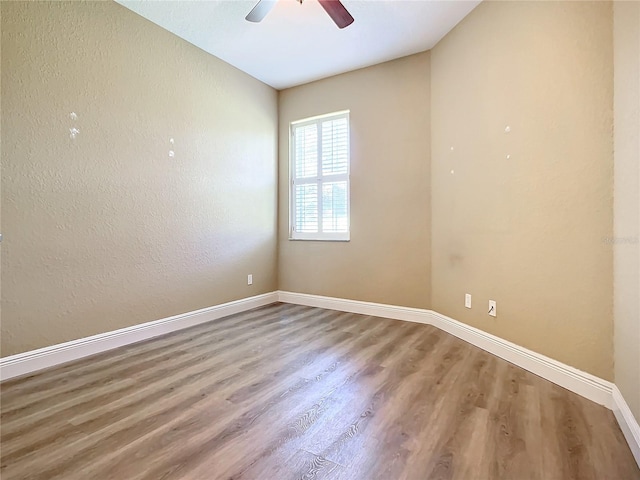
[
  {"left": 247, "top": 274, "right": 253, "bottom": 285},
  {"left": 465, "top": 294, "right": 472, "bottom": 309},
  {"left": 488, "top": 300, "right": 497, "bottom": 317}
]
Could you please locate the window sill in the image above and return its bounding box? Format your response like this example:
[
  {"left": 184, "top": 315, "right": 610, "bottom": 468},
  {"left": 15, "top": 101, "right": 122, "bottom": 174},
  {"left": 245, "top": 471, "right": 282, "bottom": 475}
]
[{"left": 289, "top": 234, "right": 350, "bottom": 242}]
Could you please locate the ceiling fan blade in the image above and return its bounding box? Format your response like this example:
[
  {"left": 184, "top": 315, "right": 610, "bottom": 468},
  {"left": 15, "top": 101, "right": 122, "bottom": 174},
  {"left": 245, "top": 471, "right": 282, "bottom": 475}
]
[
  {"left": 318, "top": 0, "right": 354, "bottom": 29},
  {"left": 246, "top": 0, "right": 277, "bottom": 23}
]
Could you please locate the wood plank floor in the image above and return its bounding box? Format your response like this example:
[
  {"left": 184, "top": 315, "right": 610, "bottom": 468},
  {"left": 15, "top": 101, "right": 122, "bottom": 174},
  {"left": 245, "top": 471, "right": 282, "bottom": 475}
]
[{"left": 1, "top": 303, "right": 638, "bottom": 480}]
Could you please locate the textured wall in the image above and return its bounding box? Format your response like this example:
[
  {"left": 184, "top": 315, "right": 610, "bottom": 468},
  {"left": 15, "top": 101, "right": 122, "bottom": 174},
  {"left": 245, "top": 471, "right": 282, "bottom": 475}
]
[
  {"left": 431, "top": 1, "right": 614, "bottom": 380},
  {"left": 1, "top": 1, "right": 278, "bottom": 356},
  {"left": 613, "top": 1, "right": 640, "bottom": 420},
  {"left": 278, "top": 53, "right": 431, "bottom": 308}
]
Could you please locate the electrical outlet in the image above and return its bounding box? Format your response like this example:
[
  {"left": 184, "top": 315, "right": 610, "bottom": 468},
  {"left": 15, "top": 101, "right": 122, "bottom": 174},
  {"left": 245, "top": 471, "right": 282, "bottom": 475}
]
[
  {"left": 465, "top": 294, "right": 472, "bottom": 309},
  {"left": 247, "top": 274, "right": 253, "bottom": 286},
  {"left": 488, "top": 300, "right": 496, "bottom": 317}
]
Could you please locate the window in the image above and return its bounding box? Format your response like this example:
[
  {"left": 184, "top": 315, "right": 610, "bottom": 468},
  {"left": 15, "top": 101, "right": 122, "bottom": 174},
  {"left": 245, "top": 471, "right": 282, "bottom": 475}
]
[{"left": 290, "top": 111, "right": 350, "bottom": 241}]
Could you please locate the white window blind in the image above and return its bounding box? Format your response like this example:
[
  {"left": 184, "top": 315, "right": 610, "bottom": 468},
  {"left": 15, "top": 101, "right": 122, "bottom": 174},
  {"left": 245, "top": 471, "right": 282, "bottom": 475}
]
[{"left": 290, "top": 111, "right": 350, "bottom": 241}]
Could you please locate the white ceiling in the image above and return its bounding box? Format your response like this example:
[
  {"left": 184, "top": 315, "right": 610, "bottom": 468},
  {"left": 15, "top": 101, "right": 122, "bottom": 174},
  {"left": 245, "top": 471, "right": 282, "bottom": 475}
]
[{"left": 116, "top": 0, "right": 481, "bottom": 90}]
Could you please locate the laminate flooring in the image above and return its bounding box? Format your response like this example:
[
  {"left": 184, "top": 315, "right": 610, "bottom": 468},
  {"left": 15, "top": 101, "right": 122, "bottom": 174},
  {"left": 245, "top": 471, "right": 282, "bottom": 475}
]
[{"left": 1, "top": 303, "right": 638, "bottom": 480}]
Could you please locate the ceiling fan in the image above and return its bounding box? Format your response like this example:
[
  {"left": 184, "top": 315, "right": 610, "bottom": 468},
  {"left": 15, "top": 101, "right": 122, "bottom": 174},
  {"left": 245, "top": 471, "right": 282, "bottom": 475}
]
[{"left": 246, "top": 0, "right": 354, "bottom": 29}]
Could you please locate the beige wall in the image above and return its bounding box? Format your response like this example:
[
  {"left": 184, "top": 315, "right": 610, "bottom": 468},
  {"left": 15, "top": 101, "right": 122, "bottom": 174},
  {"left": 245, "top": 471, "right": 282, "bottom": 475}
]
[
  {"left": 431, "top": 1, "right": 614, "bottom": 380},
  {"left": 278, "top": 53, "right": 431, "bottom": 309},
  {"left": 613, "top": 1, "right": 640, "bottom": 420},
  {"left": 0, "top": 1, "right": 278, "bottom": 356}
]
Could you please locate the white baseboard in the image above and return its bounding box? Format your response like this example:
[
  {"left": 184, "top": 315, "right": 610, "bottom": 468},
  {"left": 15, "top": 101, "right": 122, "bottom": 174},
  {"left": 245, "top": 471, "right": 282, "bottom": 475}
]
[
  {"left": 427, "top": 310, "right": 614, "bottom": 409},
  {"left": 613, "top": 385, "right": 640, "bottom": 466},
  {"left": 0, "top": 291, "right": 279, "bottom": 382},
  {"left": 276, "top": 291, "right": 614, "bottom": 409},
  {"left": 277, "top": 290, "right": 431, "bottom": 325}
]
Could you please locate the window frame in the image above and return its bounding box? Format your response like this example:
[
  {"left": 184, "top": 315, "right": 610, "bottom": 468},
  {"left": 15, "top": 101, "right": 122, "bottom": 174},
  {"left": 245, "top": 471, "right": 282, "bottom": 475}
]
[{"left": 289, "top": 110, "right": 351, "bottom": 242}]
